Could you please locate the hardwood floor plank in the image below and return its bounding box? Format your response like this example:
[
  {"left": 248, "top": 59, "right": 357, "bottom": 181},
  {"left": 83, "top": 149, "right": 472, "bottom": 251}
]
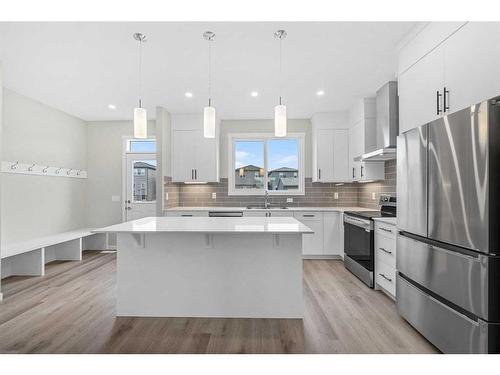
[{"left": 0, "top": 252, "right": 438, "bottom": 354}]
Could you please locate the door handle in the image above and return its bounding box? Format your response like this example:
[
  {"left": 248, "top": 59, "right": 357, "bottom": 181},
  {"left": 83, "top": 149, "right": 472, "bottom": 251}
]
[
  {"left": 436, "top": 90, "right": 442, "bottom": 115},
  {"left": 443, "top": 87, "right": 450, "bottom": 112}
]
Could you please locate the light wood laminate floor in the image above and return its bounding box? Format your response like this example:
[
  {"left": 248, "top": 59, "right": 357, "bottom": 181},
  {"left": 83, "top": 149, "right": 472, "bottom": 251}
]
[{"left": 0, "top": 251, "right": 438, "bottom": 354}]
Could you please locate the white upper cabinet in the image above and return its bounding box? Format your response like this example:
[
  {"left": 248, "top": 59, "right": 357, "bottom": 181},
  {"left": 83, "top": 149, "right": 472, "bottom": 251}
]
[
  {"left": 443, "top": 22, "right": 500, "bottom": 114},
  {"left": 398, "top": 22, "right": 500, "bottom": 135},
  {"left": 348, "top": 99, "right": 384, "bottom": 182},
  {"left": 398, "top": 44, "right": 444, "bottom": 134},
  {"left": 311, "top": 113, "right": 350, "bottom": 183},
  {"left": 171, "top": 114, "right": 219, "bottom": 183}
]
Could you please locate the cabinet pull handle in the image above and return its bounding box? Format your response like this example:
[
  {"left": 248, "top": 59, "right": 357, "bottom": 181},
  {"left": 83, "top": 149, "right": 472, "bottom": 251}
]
[
  {"left": 443, "top": 87, "right": 449, "bottom": 112},
  {"left": 379, "top": 247, "right": 392, "bottom": 254},
  {"left": 318, "top": 168, "right": 321, "bottom": 180},
  {"left": 303, "top": 214, "right": 315, "bottom": 217},
  {"left": 352, "top": 167, "right": 355, "bottom": 179},
  {"left": 436, "top": 90, "right": 442, "bottom": 115},
  {"left": 380, "top": 227, "right": 393, "bottom": 233},
  {"left": 181, "top": 214, "right": 193, "bottom": 217},
  {"left": 361, "top": 165, "right": 364, "bottom": 178},
  {"left": 195, "top": 169, "right": 197, "bottom": 179},
  {"left": 191, "top": 169, "right": 194, "bottom": 179},
  {"left": 379, "top": 273, "right": 392, "bottom": 282}
]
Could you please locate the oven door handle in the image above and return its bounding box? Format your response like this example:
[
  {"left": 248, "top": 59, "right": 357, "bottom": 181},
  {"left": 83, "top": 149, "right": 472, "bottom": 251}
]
[{"left": 344, "top": 215, "right": 373, "bottom": 230}]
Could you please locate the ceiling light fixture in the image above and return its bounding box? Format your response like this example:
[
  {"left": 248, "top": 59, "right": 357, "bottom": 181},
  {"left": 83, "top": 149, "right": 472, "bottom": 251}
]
[
  {"left": 108, "top": 104, "right": 117, "bottom": 110},
  {"left": 185, "top": 92, "right": 193, "bottom": 98},
  {"left": 203, "top": 31, "right": 216, "bottom": 139},
  {"left": 316, "top": 90, "right": 325, "bottom": 96},
  {"left": 251, "top": 91, "right": 259, "bottom": 97},
  {"left": 274, "top": 30, "right": 287, "bottom": 137},
  {"left": 133, "top": 33, "right": 147, "bottom": 139}
]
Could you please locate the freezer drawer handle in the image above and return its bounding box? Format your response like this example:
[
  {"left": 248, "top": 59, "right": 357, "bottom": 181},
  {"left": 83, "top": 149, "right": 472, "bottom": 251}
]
[
  {"left": 379, "top": 273, "right": 392, "bottom": 282},
  {"left": 379, "top": 247, "right": 392, "bottom": 254},
  {"left": 380, "top": 227, "right": 393, "bottom": 233}
]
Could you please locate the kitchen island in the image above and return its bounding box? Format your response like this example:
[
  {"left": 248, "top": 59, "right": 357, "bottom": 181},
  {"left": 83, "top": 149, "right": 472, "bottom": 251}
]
[{"left": 94, "top": 216, "right": 313, "bottom": 319}]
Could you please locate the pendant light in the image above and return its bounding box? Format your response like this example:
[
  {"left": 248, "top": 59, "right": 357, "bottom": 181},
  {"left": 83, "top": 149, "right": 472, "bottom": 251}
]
[
  {"left": 133, "top": 33, "right": 147, "bottom": 139},
  {"left": 203, "top": 31, "right": 216, "bottom": 138},
  {"left": 274, "top": 29, "right": 287, "bottom": 137}
]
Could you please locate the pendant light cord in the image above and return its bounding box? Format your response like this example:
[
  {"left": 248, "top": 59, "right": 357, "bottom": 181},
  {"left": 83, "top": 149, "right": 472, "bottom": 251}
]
[
  {"left": 138, "top": 38, "right": 143, "bottom": 108},
  {"left": 279, "top": 35, "right": 283, "bottom": 105},
  {"left": 208, "top": 37, "right": 212, "bottom": 107}
]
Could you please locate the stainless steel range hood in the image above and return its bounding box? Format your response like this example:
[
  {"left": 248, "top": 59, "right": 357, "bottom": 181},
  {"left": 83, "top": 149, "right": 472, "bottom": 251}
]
[{"left": 358, "top": 81, "right": 398, "bottom": 162}]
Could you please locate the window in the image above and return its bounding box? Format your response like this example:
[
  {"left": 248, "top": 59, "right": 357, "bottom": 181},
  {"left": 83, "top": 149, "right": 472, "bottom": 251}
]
[
  {"left": 133, "top": 160, "right": 157, "bottom": 202},
  {"left": 228, "top": 133, "right": 305, "bottom": 196},
  {"left": 128, "top": 139, "right": 156, "bottom": 153}
]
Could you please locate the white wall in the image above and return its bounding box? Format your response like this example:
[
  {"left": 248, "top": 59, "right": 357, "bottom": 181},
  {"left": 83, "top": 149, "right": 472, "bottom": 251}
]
[
  {"left": 86, "top": 120, "right": 156, "bottom": 228},
  {"left": 1, "top": 89, "right": 88, "bottom": 244},
  {"left": 220, "top": 119, "right": 312, "bottom": 178}
]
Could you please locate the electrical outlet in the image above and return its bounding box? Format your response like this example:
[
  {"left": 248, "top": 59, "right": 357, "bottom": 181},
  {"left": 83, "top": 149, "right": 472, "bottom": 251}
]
[
  {"left": 334, "top": 192, "right": 339, "bottom": 200},
  {"left": 212, "top": 192, "right": 217, "bottom": 200},
  {"left": 371, "top": 192, "right": 376, "bottom": 200},
  {"left": 286, "top": 197, "right": 293, "bottom": 203},
  {"left": 165, "top": 192, "right": 169, "bottom": 200}
]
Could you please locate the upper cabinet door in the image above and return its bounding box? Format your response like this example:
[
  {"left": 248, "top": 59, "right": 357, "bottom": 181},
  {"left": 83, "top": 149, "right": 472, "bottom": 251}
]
[
  {"left": 172, "top": 130, "right": 196, "bottom": 183},
  {"left": 194, "top": 129, "right": 219, "bottom": 182},
  {"left": 444, "top": 22, "right": 500, "bottom": 114},
  {"left": 398, "top": 44, "right": 444, "bottom": 135},
  {"left": 315, "top": 129, "right": 335, "bottom": 182},
  {"left": 332, "top": 129, "right": 350, "bottom": 181}
]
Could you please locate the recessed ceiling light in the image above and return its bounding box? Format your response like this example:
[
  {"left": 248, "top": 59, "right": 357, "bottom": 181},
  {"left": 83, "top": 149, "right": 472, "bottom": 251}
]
[
  {"left": 316, "top": 90, "right": 325, "bottom": 96},
  {"left": 185, "top": 92, "right": 193, "bottom": 98},
  {"left": 108, "top": 104, "right": 117, "bottom": 110},
  {"left": 251, "top": 91, "right": 259, "bottom": 97}
]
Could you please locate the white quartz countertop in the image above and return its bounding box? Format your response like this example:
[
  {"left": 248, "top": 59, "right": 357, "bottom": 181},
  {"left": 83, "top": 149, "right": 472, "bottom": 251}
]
[
  {"left": 164, "top": 206, "right": 370, "bottom": 212},
  {"left": 93, "top": 216, "right": 314, "bottom": 234},
  {"left": 373, "top": 217, "right": 397, "bottom": 225}
]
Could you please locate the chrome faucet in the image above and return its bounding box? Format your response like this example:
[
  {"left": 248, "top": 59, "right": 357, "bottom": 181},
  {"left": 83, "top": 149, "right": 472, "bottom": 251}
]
[{"left": 264, "top": 190, "right": 270, "bottom": 209}]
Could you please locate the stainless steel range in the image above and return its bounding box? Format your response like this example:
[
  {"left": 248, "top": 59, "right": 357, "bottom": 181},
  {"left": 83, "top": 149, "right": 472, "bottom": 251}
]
[{"left": 343, "top": 195, "right": 396, "bottom": 288}]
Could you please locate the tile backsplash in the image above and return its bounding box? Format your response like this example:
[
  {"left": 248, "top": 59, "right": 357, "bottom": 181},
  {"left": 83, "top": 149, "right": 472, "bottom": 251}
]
[{"left": 165, "top": 160, "right": 396, "bottom": 210}]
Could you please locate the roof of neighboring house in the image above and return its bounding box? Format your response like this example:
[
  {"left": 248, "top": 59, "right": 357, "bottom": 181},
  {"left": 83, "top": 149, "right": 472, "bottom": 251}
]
[
  {"left": 134, "top": 162, "right": 157, "bottom": 170},
  {"left": 235, "top": 164, "right": 262, "bottom": 172},
  {"left": 269, "top": 167, "right": 298, "bottom": 173},
  {"left": 278, "top": 177, "right": 299, "bottom": 187}
]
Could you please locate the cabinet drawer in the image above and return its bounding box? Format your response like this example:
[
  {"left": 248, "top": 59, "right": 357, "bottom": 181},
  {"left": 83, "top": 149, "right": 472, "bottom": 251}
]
[
  {"left": 375, "top": 222, "right": 396, "bottom": 240},
  {"left": 376, "top": 261, "right": 396, "bottom": 297},
  {"left": 375, "top": 233, "right": 396, "bottom": 268},
  {"left": 294, "top": 211, "right": 323, "bottom": 220},
  {"left": 165, "top": 211, "right": 208, "bottom": 217}
]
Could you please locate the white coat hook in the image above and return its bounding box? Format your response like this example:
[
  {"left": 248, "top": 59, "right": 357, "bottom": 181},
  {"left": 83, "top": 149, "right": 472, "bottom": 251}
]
[
  {"left": 42, "top": 166, "right": 49, "bottom": 173},
  {"left": 55, "top": 167, "right": 62, "bottom": 175},
  {"left": 28, "top": 163, "right": 35, "bottom": 171},
  {"left": 66, "top": 168, "right": 73, "bottom": 175},
  {"left": 76, "top": 170, "right": 81, "bottom": 176},
  {"left": 11, "top": 161, "right": 19, "bottom": 170}
]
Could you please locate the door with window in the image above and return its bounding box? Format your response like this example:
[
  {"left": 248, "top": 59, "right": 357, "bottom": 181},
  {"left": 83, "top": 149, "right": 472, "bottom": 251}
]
[{"left": 125, "top": 153, "right": 157, "bottom": 221}]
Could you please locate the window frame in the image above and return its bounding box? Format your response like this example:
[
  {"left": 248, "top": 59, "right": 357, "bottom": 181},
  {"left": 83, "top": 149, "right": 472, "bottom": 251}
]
[{"left": 227, "top": 132, "right": 305, "bottom": 196}]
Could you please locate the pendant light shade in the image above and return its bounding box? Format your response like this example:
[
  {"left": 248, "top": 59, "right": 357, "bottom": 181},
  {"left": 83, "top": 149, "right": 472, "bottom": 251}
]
[
  {"left": 203, "top": 31, "right": 216, "bottom": 139},
  {"left": 133, "top": 32, "right": 147, "bottom": 139},
  {"left": 274, "top": 103, "right": 287, "bottom": 137},
  {"left": 274, "top": 30, "right": 287, "bottom": 137},
  {"left": 134, "top": 107, "right": 147, "bottom": 138},
  {"left": 203, "top": 105, "right": 216, "bottom": 138}
]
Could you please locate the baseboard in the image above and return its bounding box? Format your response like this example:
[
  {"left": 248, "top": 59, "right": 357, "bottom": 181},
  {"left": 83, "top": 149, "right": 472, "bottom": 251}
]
[{"left": 302, "top": 255, "right": 343, "bottom": 260}]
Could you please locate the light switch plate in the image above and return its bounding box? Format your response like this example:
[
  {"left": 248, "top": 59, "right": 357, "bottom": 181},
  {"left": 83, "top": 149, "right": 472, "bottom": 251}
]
[
  {"left": 371, "top": 192, "right": 376, "bottom": 200},
  {"left": 286, "top": 197, "right": 293, "bottom": 203},
  {"left": 212, "top": 192, "right": 217, "bottom": 200},
  {"left": 334, "top": 192, "right": 339, "bottom": 200},
  {"left": 111, "top": 195, "right": 120, "bottom": 202}
]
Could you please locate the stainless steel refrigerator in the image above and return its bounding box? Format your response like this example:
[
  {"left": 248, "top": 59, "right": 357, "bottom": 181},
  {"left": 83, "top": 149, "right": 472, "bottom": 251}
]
[{"left": 396, "top": 96, "right": 500, "bottom": 353}]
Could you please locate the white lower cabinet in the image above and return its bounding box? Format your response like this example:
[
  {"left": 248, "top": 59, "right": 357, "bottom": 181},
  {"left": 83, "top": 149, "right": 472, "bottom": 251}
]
[
  {"left": 323, "top": 212, "right": 343, "bottom": 257},
  {"left": 294, "top": 212, "right": 324, "bottom": 256},
  {"left": 374, "top": 220, "right": 397, "bottom": 299}
]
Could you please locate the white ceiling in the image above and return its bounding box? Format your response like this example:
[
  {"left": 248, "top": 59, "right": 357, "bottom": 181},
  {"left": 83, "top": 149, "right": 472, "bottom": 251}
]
[{"left": 0, "top": 22, "right": 416, "bottom": 121}]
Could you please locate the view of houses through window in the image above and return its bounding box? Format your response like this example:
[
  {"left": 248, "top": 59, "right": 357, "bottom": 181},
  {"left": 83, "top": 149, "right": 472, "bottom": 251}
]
[
  {"left": 234, "top": 137, "right": 300, "bottom": 192},
  {"left": 133, "top": 160, "right": 157, "bottom": 202}
]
